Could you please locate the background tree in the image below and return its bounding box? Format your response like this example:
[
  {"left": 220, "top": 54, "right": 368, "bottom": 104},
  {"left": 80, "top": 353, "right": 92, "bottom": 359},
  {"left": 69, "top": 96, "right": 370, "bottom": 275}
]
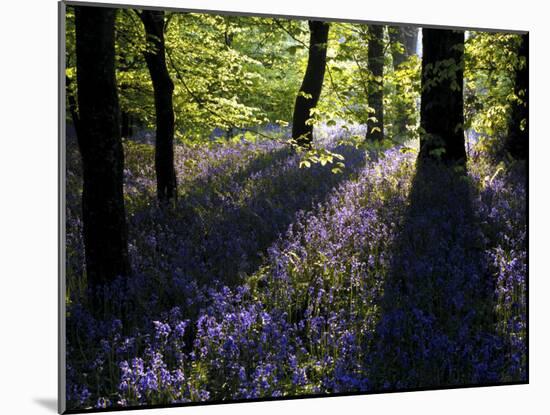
[
  {"left": 388, "top": 26, "right": 419, "bottom": 65},
  {"left": 118, "top": 64, "right": 133, "bottom": 139},
  {"left": 65, "top": 75, "right": 81, "bottom": 139},
  {"left": 316, "top": 23, "right": 419, "bottom": 146},
  {"left": 366, "top": 25, "right": 385, "bottom": 141},
  {"left": 291, "top": 20, "right": 330, "bottom": 147},
  {"left": 138, "top": 10, "right": 178, "bottom": 202},
  {"left": 506, "top": 33, "right": 528, "bottom": 160},
  {"left": 403, "top": 26, "right": 419, "bottom": 57},
  {"left": 464, "top": 31, "right": 523, "bottom": 155},
  {"left": 419, "top": 28, "right": 466, "bottom": 163},
  {"left": 386, "top": 26, "right": 420, "bottom": 141},
  {"left": 74, "top": 6, "right": 130, "bottom": 285}
]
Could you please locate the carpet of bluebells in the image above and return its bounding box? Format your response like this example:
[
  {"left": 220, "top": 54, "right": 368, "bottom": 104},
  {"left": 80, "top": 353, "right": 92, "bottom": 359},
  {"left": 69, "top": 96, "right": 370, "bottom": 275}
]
[{"left": 65, "top": 127, "right": 526, "bottom": 410}]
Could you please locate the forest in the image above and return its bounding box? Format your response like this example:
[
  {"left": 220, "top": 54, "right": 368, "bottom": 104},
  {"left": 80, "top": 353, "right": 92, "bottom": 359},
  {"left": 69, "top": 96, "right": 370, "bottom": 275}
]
[{"left": 64, "top": 3, "right": 527, "bottom": 411}]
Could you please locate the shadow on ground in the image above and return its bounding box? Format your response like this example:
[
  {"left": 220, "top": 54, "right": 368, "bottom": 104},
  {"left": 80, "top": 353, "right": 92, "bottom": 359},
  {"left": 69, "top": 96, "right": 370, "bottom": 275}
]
[
  {"left": 367, "top": 160, "right": 501, "bottom": 389},
  {"left": 149, "top": 144, "right": 366, "bottom": 286}
]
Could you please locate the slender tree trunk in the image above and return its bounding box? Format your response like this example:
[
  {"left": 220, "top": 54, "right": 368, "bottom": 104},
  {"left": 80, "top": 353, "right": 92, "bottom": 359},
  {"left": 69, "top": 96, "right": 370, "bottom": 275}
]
[
  {"left": 506, "top": 34, "right": 528, "bottom": 160},
  {"left": 403, "top": 27, "right": 419, "bottom": 57},
  {"left": 224, "top": 18, "right": 234, "bottom": 48},
  {"left": 119, "top": 67, "right": 132, "bottom": 139},
  {"left": 291, "top": 20, "right": 330, "bottom": 147},
  {"left": 388, "top": 26, "right": 411, "bottom": 139},
  {"left": 388, "top": 26, "right": 418, "bottom": 66},
  {"left": 388, "top": 26, "right": 407, "bottom": 68},
  {"left": 121, "top": 111, "right": 131, "bottom": 138},
  {"left": 75, "top": 6, "right": 130, "bottom": 286},
  {"left": 366, "top": 25, "right": 384, "bottom": 141},
  {"left": 66, "top": 75, "right": 81, "bottom": 140},
  {"left": 419, "top": 28, "right": 466, "bottom": 164},
  {"left": 139, "top": 10, "right": 177, "bottom": 202}
]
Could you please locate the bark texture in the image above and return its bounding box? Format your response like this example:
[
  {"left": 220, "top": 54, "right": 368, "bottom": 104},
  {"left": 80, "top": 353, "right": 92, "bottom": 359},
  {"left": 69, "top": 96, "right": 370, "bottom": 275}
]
[
  {"left": 419, "top": 29, "right": 466, "bottom": 164},
  {"left": 388, "top": 25, "right": 418, "bottom": 68},
  {"left": 366, "top": 25, "right": 384, "bottom": 141},
  {"left": 75, "top": 6, "right": 130, "bottom": 285},
  {"left": 139, "top": 10, "right": 178, "bottom": 202},
  {"left": 388, "top": 26, "right": 419, "bottom": 139},
  {"left": 291, "top": 20, "right": 330, "bottom": 147}
]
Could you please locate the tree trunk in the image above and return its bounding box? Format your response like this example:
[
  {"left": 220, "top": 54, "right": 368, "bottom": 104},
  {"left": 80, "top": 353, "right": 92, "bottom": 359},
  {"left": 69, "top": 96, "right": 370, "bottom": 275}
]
[
  {"left": 121, "top": 111, "right": 132, "bottom": 138},
  {"left": 506, "top": 34, "right": 528, "bottom": 160},
  {"left": 75, "top": 6, "right": 130, "bottom": 286},
  {"left": 388, "top": 26, "right": 410, "bottom": 139},
  {"left": 66, "top": 75, "right": 81, "bottom": 140},
  {"left": 139, "top": 10, "right": 177, "bottom": 202},
  {"left": 419, "top": 28, "right": 466, "bottom": 164},
  {"left": 366, "top": 25, "right": 385, "bottom": 141},
  {"left": 119, "top": 67, "right": 132, "bottom": 139},
  {"left": 403, "top": 26, "right": 418, "bottom": 57},
  {"left": 388, "top": 25, "right": 418, "bottom": 67},
  {"left": 291, "top": 20, "right": 330, "bottom": 147},
  {"left": 388, "top": 26, "right": 407, "bottom": 68}
]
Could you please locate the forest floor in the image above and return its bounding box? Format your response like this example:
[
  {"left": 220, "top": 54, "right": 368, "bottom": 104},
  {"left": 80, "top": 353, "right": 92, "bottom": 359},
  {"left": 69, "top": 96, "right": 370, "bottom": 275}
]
[{"left": 65, "top": 129, "right": 526, "bottom": 410}]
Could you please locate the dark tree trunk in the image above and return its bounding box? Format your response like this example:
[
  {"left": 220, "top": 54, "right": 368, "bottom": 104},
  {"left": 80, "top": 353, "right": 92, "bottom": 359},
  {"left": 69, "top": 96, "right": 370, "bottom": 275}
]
[
  {"left": 388, "top": 26, "right": 410, "bottom": 139},
  {"left": 291, "top": 20, "right": 330, "bottom": 147},
  {"left": 506, "top": 34, "right": 528, "bottom": 160},
  {"left": 121, "top": 111, "right": 132, "bottom": 138},
  {"left": 139, "top": 10, "right": 177, "bottom": 202},
  {"left": 419, "top": 28, "right": 466, "bottom": 164},
  {"left": 119, "top": 67, "right": 132, "bottom": 139},
  {"left": 366, "top": 25, "right": 385, "bottom": 141},
  {"left": 75, "top": 6, "right": 130, "bottom": 286},
  {"left": 66, "top": 75, "right": 81, "bottom": 140},
  {"left": 224, "top": 19, "right": 234, "bottom": 48}
]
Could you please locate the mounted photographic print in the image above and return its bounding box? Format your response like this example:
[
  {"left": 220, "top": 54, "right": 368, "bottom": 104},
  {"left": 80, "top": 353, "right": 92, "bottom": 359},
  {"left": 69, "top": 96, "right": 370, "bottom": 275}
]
[{"left": 59, "top": 0, "right": 528, "bottom": 413}]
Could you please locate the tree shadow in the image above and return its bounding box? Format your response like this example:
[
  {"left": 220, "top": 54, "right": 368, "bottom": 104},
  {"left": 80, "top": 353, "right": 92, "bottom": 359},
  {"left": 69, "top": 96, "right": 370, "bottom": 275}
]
[
  {"left": 67, "top": 141, "right": 365, "bottom": 333},
  {"left": 129, "top": 143, "right": 366, "bottom": 290},
  {"left": 203, "top": 147, "right": 367, "bottom": 284},
  {"left": 367, "top": 160, "right": 501, "bottom": 390}
]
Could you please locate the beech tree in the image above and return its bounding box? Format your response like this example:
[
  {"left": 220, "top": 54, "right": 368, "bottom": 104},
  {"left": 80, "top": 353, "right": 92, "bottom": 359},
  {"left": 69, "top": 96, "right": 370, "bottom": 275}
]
[
  {"left": 387, "top": 25, "right": 419, "bottom": 139},
  {"left": 506, "top": 33, "right": 528, "bottom": 160},
  {"left": 419, "top": 28, "right": 466, "bottom": 164},
  {"left": 138, "top": 9, "right": 178, "bottom": 202},
  {"left": 291, "top": 20, "right": 330, "bottom": 147},
  {"left": 366, "top": 25, "right": 385, "bottom": 141},
  {"left": 75, "top": 6, "right": 130, "bottom": 285}
]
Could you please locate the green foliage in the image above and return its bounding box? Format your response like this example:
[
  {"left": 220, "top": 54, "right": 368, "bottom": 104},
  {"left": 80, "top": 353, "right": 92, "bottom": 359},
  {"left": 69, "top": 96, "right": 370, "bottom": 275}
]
[
  {"left": 66, "top": 9, "right": 421, "bottom": 145},
  {"left": 115, "top": 10, "right": 153, "bottom": 127},
  {"left": 422, "top": 58, "right": 463, "bottom": 92},
  {"left": 65, "top": 8, "right": 78, "bottom": 121},
  {"left": 66, "top": 7, "right": 523, "bottom": 156},
  {"left": 318, "top": 23, "right": 420, "bottom": 143},
  {"left": 294, "top": 145, "right": 346, "bottom": 174},
  {"left": 464, "top": 32, "right": 523, "bottom": 141},
  {"left": 319, "top": 23, "right": 374, "bottom": 126},
  {"left": 384, "top": 54, "right": 421, "bottom": 142},
  {"left": 65, "top": 7, "right": 308, "bottom": 142}
]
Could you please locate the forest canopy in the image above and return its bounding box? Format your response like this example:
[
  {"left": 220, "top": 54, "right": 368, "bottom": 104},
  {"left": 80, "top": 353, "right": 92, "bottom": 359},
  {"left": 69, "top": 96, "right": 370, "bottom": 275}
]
[{"left": 65, "top": 8, "right": 528, "bottom": 158}]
